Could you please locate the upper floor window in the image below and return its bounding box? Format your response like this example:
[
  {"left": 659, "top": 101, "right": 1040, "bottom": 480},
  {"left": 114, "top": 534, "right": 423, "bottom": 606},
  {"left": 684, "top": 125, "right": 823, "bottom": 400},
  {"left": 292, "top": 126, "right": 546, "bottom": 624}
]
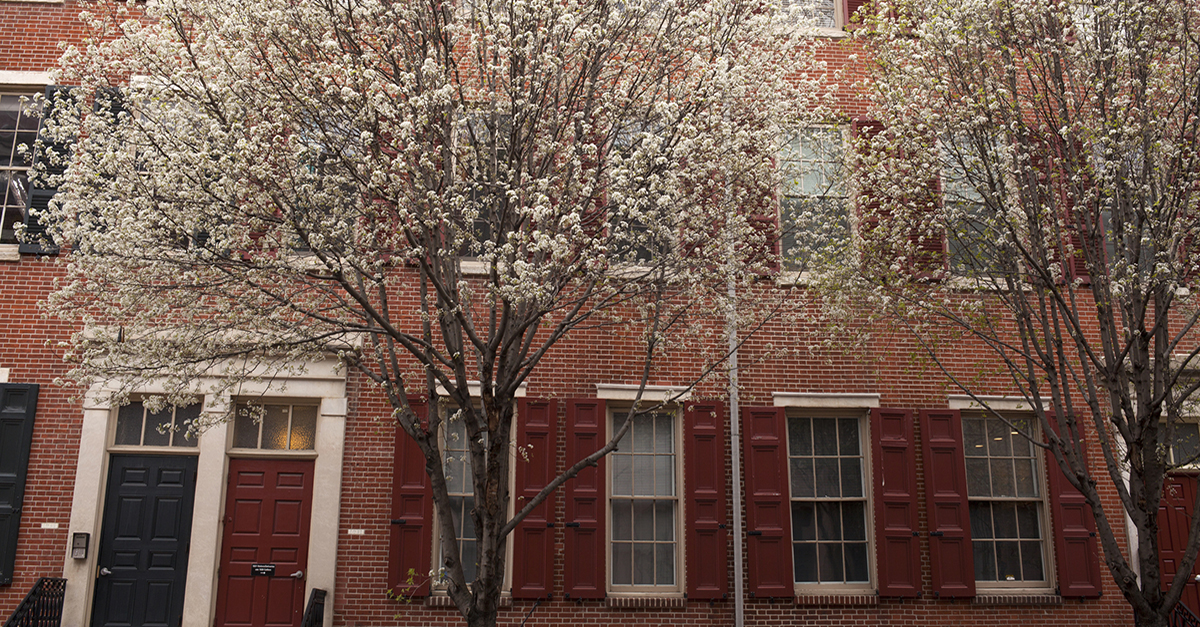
[
  {"left": 787, "top": 413, "right": 869, "bottom": 586},
  {"left": 441, "top": 412, "right": 481, "bottom": 581},
  {"left": 780, "top": 127, "right": 848, "bottom": 271},
  {"left": 114, "top": 400, "right": 200, "bottom": 448},
  {"left": 963, "top": 414, "right": 1047, "bottom": 585},
  {"left": 781, "top": 0, "right": 837, "bottom": 28},
  {"left": 232, "top": 402, "right": 317, "bottom": 450},
  {"left": 0, "top": 93, "right": 39, "bottom": 246},
  {"left": 609, "top": 409, "right": 681, "bottom": 591}
]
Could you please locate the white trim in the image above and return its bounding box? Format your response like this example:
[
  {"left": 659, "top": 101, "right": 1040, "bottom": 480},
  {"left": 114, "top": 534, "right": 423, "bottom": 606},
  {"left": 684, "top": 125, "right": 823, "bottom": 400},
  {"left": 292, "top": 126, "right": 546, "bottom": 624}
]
[
  {"left": 0, "top": 71, "right": 52, "bottom": 86},
  {"left": 0, "top": 367, "right": 8, "bottom": 383},
  {"left": 0, "top": 244, "right": 19, "bottom": 262},
  {"left": 595, "top": 383, "right": 691, "bottom": 403},
  {"left": 772, "top": 392, "right": 880, "bottom": 408},
  {"left": 948, "top": 394, "right": 1048, "bottom": 412},
  {"left": 434, "top": 380, "right": 528, "bottom": 398}
]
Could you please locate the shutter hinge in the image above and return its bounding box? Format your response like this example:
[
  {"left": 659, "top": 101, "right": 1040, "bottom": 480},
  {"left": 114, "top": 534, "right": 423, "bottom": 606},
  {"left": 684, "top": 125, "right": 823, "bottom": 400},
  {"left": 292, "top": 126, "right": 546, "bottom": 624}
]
[
  {"left": 718, "top": 523, "right": 727, "bottom": 529},
  {"left": 929, "top": 531, "right": 944, "bottom": 537},
  {"left": 546, "top": 522, "right": 555, "bottom": 528},
  {"left": 747, "top": 531, "right": 763, "bottom": 536},
  {"left": 912, "top": 531, "right": 918, "bottom": 536},
  {"left": 391, "top": 519, "right": 406, "bottom": 525},
  {"left": 564, "top": 522, "right": 580, "bottom": 528}
]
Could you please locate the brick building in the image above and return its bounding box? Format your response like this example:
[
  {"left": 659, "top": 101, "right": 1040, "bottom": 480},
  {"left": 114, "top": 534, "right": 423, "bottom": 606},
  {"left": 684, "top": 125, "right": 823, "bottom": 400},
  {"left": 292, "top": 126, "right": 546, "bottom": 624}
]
[{"left": 0, "top": 0, "right": 1186, "bottom": 626}]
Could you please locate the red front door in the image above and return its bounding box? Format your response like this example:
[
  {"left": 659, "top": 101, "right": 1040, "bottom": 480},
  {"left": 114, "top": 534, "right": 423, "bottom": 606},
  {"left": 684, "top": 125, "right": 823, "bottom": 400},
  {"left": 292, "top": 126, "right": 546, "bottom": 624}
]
[
  {"left": 215, "top": 459, "right": 315, "bottom": 627},
  {"left": 1160, "top": 472, "right": 1200, "bottom": 614}
]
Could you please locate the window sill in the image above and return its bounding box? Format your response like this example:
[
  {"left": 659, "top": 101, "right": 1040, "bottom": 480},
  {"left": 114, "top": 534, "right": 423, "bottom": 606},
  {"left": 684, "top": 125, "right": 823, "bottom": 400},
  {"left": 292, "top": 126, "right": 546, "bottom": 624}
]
[
  {"left": 794, "top": 594, "right": 878, "bottom": 606},
  {"left": 605, "top": 596, "right": 686, "bottom": 609},
  {"left": 426, "top": 593, "right": 511, "bottom": 607},
  {"left": 0, "top": 245, "right": 19, "bottom": 262},
  {"left": 971, "top": 593, "right": 1062, "bottom": 606}
]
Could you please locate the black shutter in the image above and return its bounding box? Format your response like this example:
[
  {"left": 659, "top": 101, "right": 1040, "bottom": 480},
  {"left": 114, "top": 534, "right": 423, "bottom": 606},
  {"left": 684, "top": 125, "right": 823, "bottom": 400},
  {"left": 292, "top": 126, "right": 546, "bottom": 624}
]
[
  {"left": 0, "top": 383, "right": 40, "bottom": 585},
  {"left": 20, "top": 85, "right": 72, "bottom": 255}
]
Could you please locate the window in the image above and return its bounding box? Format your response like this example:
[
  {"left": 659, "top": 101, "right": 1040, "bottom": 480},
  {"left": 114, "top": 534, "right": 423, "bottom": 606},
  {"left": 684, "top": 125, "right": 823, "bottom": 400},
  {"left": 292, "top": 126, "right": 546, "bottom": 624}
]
[
  {"left": 114, "top": 400, "right": 201, "bottom": 448},
  {"left": 781, "top": 0, "right": 837, "bottom": 28},
  {"left": 232, "top": 402, "right": 317, "bottom": 450},
  {"left": 609, "top": 409, "right": 680, "bottom": 590},
  {"left": 962, "top": 414, "right": 1047, "bottom": 584},
  {"left": 0, "top": 93, "right": 39, "bottom": 246},
  {"left": 456, "top": 113, "right": 511, "bottom": 261},
  {"left": 440, "top": 414, "right": 480, "bottom": 581},
  {"left": 780, "top": 127, "right": 848, "bottom": 271},
  {"left": 1162, "top": 421, "right": 1200, "bottom": 467},
  {"left": 787, "top": 414, "right": 869, "bottom": 586}
]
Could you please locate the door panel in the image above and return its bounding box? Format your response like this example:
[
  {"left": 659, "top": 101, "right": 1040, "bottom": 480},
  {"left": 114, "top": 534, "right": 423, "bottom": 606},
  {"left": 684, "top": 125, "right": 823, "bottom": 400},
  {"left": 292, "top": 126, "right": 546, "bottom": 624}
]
[
  {"left": 1160, "top": 473, "right": 1200, "bottom": 614},
  {"left": 92, "top": 455, "right": 198, "bottom": 627},
  {"left": 215, "top": 459, "right": 314, "bottom": 627}
]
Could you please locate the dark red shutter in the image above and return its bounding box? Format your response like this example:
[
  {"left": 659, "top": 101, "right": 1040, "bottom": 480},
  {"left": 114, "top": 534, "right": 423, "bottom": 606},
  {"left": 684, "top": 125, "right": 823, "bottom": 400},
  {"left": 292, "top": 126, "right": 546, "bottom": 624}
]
[
  {"left": 870, "top": 408, "right": 921, "bottom": 597},
  {"left": 919, "top": 409, "right": 976, "bottom": 598},
  {"left": 685, "top": 401, "right": 728, "bottom": 599},
  {"left": 1045, "top": 429, "right": 1103, "bottom": 597},
  {"left": 564, "top": 399, "right": 606, "bottom": 599},
  {"left": 842, "top": 0, "right": 868, "bottom": 27},
  {"left": 0, "top": 384, "right": 39, "bottom": 586},
  {"left": 743, "top": 406, "right": 794, "bottom": 598},
  {"left": 388, "top": 397, "right": 433, "bottom": 597},
  {"left": 512, "top": 398, "right": 559, "bottom": 599}
]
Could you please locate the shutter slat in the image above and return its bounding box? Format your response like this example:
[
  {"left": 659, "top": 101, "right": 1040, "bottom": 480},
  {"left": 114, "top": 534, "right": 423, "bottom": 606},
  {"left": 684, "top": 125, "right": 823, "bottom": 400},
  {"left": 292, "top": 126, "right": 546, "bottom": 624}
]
[
  {"left": 871, "top": 408, "right": 921, "bottom": 597},
  {"left": 685, "top": 401, "right": 728, "bottom": 599},
  {"left": 0, "top": 384, "right": 39, "bottom": 586},
  {"left": 919, "top": 409, "right": 976, "bottom": 598},
  {"left": 564, "top": 399, "right": 606, "bottom": 599},
  {"left": 743, "top": 406, "right": 794, "bottom": 598},
  {"left": 388, "top": 397, "right": 432, "bottom": 597},
  {"left": 512, "top": 398, "right": 558, "bottom": 599}
]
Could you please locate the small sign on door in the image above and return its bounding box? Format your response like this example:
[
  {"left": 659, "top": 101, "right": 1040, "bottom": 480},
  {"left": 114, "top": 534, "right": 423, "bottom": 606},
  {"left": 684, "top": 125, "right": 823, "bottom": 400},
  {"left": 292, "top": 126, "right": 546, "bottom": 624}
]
[{"left": 250, "top": 564, "right": 276, "bottom": 577}]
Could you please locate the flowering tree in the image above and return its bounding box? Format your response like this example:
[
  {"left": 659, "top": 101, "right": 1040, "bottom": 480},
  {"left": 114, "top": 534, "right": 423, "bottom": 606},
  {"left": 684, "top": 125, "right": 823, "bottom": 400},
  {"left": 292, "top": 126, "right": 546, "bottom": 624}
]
[
  {"left": 36, "top": 0, "right": 831, "bottom": 624},
  {"left": 832, "top": 0, "right": 1200, "bottom": 624}
]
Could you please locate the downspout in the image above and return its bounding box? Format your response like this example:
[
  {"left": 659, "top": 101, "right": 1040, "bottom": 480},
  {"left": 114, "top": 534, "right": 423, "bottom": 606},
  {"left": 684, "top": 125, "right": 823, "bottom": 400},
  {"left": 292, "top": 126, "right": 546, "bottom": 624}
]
[{"left": 728, "top": 275, "right": 744, "bottom": 627}]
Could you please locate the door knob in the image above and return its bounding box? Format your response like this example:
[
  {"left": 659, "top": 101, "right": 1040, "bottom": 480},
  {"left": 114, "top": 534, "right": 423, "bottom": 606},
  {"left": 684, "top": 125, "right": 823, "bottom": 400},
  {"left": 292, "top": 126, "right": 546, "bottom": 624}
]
[
  {"left": 99, "top": 567, "right": 112, "bottom": 576},
  {"left": 289, "top": 570, "right": 304, "bottom": 579}
]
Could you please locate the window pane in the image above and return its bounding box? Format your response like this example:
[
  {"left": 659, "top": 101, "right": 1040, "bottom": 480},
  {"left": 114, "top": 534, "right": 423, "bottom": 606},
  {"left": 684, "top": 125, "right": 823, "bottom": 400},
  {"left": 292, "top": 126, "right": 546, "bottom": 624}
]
[
  {"left": 233, "top": 409, "right": 259, "bottom": 448},
  {"left": 613, "top": 543, "right": 632, "bottom": 585},
  {"left": 632, "top": 415, "right": 652, "bottom": 453},
  {"left": 1020, "top": 540, "right": 1045, "bottom": 580},
  {"left": 838, "top": 418, "right": 859, "bottom": 455},
  {"left": 995, "top": 541, "right": 1021, "bottom": 581},
  {"left": 115, "top": 403, "right": 144, "bottom": 445},
  {"left": 654, "top": 413, "right": 672, "bottom": 453},
  {"left": 815, "top": 458, "right": 840, "bottom": 497},
  {"left": 842, "top": 501, "right": 866, "bottom": 541},
  {"left": 612, "top": 501, "right": 632, "bottom": 541},
  {"left": 612, "top": 455, "right": 632, "bottom": 496},
  {"left": 261, "top": 405, "right": 290, "bottom": 450},
  {"left": 792, "top": 502, "right": 816, "bottom": 541},
  {"left": 992, "top": 502, "right": 1018, "bottom": 538},
  {"left": 790, "top": 458, "right": 815, "bottom": 498},
  {"left": 789, "top": 417, "right": 812, "bottom": 456},
  {"left": 966, "top": 458, "right": 991, "bottom": 496},
  {"left": 655, "top": 455, "right": 673, "bottom": 496},
  {"left": 172, "top": 404, "right": 201, "bottom": 448},
  {"left": 633, "top": 455, "right": 653, "bottom": 496},
  {"left": 793, "top": 542, "right": 817, "bottom": 583},
  {"left": 817, "top": 543, "right": 844, "bottom": 582},
  {"left": 845, "top": 543, "right": 869, "bottom": 582},
  {"left": 1014, "top": 459, "right": 1036, "bottom": 497},
  {"left": 654, "top": 500, "right": 674, "bottom": 541},
  {"left": 813, "top": 418, "right": 837, "bottom": 455},
  {"left": 841, "top": 458, "right": 862, "bottom": 498},
  {"left": 289, "top": 405, "right": 317, "bottom": 450},
  {"left": 1172, "top": 423, "right": 1200, "bottom": 465},
  {"left": 987, "top": 419, "right": 1012, "bottom": 456},
  {"left": 632, "top": 500, "right": 654, "bottom": 541},
  {"left": 963, "top": 418, "right": 985, "bottom": 452},
  {"left": 816, "top": 502, "right": 842, "bottom": 541},
  {"left": 970, "top": 502, "right": 994, "bottom": 539},
  {"left": 633, "top": 544, "right": 654, "bottom": 584},
  {"left": 143, "top": 408, "right": 172, "bottom": 447},
  {"left": 655, "top": 543, "right": 674, "bottom": 585},
  {"left": 974, "top": 540, "right": 996, "bottom": 580},
  {"left": 1016, "top": 502, "right": 1040, "bottom": 538}
]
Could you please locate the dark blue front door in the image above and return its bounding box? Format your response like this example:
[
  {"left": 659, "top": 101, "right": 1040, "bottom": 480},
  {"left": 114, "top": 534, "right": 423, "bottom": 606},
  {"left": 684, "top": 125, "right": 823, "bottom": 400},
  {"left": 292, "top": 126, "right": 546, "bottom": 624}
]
[{"left": 92, "top": 454, "right": 198, "bottom": 627}]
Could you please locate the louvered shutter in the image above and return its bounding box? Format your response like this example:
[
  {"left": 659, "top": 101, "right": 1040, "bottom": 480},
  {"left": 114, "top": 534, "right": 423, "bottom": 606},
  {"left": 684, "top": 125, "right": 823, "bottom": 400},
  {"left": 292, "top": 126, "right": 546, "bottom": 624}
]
[
  {"left": 743, "top": 406, "right": 794, "bottom": 598},
  {"left": 919, "top": 409, "right": 976, "bottom": 598},
  {"left": 511, "top": 398, "right": 558, "bottom": 599},
  {"left": 1045, "top": 426, "right": 1102, "bottom": 597},
  {"left": 564, "top": 399, "right": 606, "bottom": 599},
  {"left": 0, "top": 384, "right": 39, "bottom": 586},
  {"left": 870, "top": 408, "right": 921, "bottom": 597},
  {"left": 388, "top": 397, "right": 433, "bottom": 597},
  {"left": 20, "top": 86, "right": 71, "bottom": 255},
  {"left": 685, "top": 401, "right": 728, "bottom": 599}
]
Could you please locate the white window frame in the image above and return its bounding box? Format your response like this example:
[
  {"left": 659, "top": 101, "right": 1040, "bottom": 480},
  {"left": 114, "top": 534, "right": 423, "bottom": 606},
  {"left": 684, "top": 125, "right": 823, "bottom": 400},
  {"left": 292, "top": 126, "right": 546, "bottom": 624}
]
[
  {"left": 606, "top": 404, "right": 685, "bottom": 596},
  {"left": 784, "top": 408, "right": 875, "bottom": 594},
  {"left": 778, "top": 125, "right": 851, "bottom": 281},
  {"left": 961, "top": 412, "right": 1054, "bottom": 591}
]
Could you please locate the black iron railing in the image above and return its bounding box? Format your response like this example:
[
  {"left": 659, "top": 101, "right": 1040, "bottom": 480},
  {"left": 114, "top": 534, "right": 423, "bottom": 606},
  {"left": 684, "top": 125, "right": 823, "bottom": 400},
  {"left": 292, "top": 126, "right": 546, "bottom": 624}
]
[
  {"left": 301, "top": 588, "right": 327, "bottom": 627},
  {"left": 1169, "top": 602, "right": 1200, "bottom": 627},
  {"left": 3, "top": 578, "right": 66, "bottom": 627}
]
